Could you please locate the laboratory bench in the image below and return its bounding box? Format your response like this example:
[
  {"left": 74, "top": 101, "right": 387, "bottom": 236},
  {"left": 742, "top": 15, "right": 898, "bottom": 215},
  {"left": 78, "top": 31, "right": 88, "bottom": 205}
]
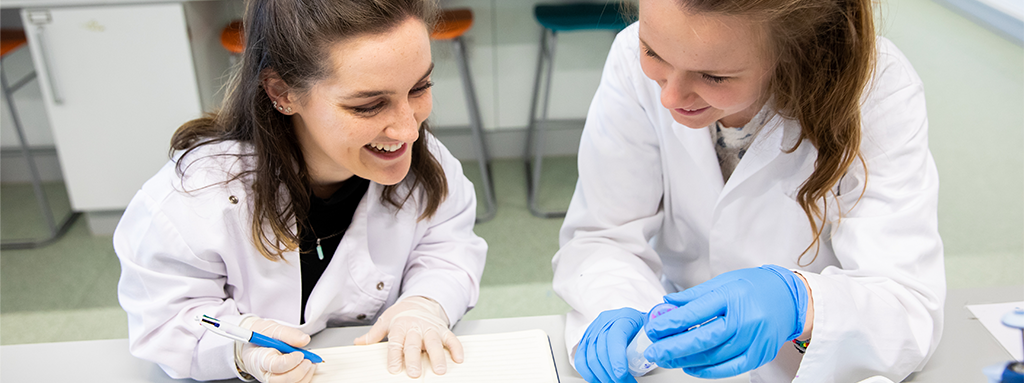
[{"left": 1, "top": 285, "right": 1021, "bottom": 382}]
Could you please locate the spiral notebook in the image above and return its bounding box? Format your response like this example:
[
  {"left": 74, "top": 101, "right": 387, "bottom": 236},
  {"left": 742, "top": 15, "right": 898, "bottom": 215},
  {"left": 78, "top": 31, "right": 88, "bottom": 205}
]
[{"left": 310, "top": 329, "right": 559, "bottom": 382}]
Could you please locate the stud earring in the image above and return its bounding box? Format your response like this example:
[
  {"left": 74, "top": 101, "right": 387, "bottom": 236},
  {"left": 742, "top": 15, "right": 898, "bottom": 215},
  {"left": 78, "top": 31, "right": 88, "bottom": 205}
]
[{"left": 270, "top": 100, "right": 290, "bottom": 113}]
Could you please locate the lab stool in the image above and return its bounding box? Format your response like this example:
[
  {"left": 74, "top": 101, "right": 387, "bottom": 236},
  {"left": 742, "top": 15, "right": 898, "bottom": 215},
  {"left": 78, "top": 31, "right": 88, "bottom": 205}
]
[
  {"left": 431, "top": 8, "right": 496, "bottom": 223},
  {"left": 525, "top": 2, "right": 629, "bottom": 218},
  {"left": 220, "top": 20, "right": 244, "bottom": 67},
  {"left": 1, "top": 29, "right": 79, "bottom": 250}
]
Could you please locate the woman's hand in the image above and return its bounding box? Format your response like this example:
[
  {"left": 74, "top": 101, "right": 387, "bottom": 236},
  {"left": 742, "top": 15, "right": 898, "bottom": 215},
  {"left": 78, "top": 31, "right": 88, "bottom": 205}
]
[
  {"left": 573, "top": 307, "right": 644, "bottom": 383},
  {"left": 355, "top": 296, "right": 463, "bottom": 378},
  {"left": 644, "top": 265, "right": 809, "bottom": 378},
  {"left": 237, "top": 317, "right": 316, "bottom": 383}
]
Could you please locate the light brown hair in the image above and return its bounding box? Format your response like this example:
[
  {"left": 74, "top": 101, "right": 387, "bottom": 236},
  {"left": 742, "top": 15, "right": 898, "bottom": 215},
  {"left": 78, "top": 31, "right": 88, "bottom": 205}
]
[
  {"left": 675, "top": 0, "right": 876, "bottom": 265},
  {"left": 171, "top": 0, "right": 445, "bottom": 261}
]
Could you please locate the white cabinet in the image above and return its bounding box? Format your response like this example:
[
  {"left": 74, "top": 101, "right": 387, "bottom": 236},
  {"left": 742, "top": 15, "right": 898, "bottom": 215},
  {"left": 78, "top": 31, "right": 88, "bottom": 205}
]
[{"left": 20, "top": 4, "right": 202, "bottom": 212}]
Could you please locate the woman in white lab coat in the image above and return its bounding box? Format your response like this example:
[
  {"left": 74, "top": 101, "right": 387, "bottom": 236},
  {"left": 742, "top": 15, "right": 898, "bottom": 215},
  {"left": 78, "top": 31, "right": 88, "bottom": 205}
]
[
  {"left": 113, "top": 1, "right": 485, "bottom": 382},
  {"left": 553, "top": 0, "right": 944, "bottom": 382}
]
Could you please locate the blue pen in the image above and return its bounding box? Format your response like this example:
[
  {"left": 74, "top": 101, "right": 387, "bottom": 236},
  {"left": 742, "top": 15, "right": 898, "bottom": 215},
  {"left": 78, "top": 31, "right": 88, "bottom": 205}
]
[{"left": 196, "top": 315, "right": 323, "bottom": 363}]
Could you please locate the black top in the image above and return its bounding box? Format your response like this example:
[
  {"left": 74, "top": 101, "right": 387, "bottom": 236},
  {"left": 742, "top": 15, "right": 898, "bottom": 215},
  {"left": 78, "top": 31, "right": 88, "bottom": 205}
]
[{"left": 298, "top": 176, "right": 370, "bottom": 324}]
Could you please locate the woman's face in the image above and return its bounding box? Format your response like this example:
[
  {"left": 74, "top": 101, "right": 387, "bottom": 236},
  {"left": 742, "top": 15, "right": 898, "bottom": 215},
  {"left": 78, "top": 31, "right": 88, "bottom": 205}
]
[
  {"left": 638, "top": 0, "right": 772, "bottom": 129},
  {"left": 289, "top": 17, "right": 433, "bottom": 189}
]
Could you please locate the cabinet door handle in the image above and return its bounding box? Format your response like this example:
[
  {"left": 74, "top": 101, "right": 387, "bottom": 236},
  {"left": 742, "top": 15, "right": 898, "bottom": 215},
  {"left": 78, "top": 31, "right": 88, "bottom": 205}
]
[{"left": 28, "top": 11, "right": 64, "bottom": 105}]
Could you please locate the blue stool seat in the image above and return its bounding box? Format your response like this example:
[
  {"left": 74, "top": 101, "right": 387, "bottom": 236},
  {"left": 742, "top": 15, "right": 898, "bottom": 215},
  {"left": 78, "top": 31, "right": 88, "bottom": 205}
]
[{"left": 534, "top": 3, "right": 630, "bottom": 32}]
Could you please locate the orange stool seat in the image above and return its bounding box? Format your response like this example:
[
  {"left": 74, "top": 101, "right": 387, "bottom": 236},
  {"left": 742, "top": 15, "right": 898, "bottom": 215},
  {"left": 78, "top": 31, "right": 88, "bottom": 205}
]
[
  {"left": 431, "top": 9, "right": 473, "bottom": 40},
  {"left": 1, "top": 30, "right": 28, "bottom": 58},
  {"left": 220, "top": 20, "right": 244, "bottom": 54}
]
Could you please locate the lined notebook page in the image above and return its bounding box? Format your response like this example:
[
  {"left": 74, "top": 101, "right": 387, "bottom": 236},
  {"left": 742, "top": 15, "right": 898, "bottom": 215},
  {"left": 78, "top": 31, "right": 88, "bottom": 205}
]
[{"left": 311, "top": 329, "right": 558, "bottom": 382}]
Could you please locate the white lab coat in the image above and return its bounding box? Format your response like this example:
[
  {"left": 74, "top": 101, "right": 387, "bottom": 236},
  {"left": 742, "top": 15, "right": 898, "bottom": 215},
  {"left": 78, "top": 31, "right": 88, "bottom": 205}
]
[
  {"left": 553, "top": 23, "right": 944, "bottom": 382},
  {"left": 114, "top": 134, "right": 486, "bottom": 380}
]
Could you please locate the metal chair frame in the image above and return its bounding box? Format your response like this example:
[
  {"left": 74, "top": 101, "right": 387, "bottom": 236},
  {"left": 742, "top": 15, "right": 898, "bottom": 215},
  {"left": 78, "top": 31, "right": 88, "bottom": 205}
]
[
  {"left": 1, "top": 37, "right": 79, "bottom": 250},
  {"left": 448, "top": 34, "right": 497, "bottom": 223},
  {"left": 524, "top": 27, "right": 569, "bottom": 218}
]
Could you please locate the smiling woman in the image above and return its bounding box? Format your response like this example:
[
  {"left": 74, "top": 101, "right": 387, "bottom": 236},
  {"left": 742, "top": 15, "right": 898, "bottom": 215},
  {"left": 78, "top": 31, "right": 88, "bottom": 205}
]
[
  {"left": 111, "top": 1, "right": 487, "bottom": 383},
  {"left": 636, "top": 6, "right": 771, "bottom": 130},
  {"left": 554, "top": 0, "right": 944, "bottom": 381},
  {"left": 265, "top": 18, "right": 435, "bottom": 195}
]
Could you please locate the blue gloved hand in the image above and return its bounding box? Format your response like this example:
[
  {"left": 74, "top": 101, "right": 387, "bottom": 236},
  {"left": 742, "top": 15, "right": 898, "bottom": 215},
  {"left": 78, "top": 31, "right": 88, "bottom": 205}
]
[
  {"left": 643, "top": 264, "right": 809, "bottom": 378},
  {"left": 574, "top": 307, "right": 645, "bottom": 383}
]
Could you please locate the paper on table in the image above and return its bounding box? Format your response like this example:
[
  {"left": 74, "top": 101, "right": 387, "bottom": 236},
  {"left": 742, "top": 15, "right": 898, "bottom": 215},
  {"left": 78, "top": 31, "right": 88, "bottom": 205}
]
[
  {"left": 310, "top": 329, "right": 559, "bottom": 382},
  {"left": 966, "top": 301, "right": 1024, "bottom": 361}
]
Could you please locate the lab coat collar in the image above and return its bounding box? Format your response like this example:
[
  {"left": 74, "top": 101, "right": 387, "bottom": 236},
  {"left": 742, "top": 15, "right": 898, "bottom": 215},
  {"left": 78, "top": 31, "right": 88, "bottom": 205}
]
[
  {"left": 664, "top": 111, "right": 801, "bottom": 203},
  {"left": 718, "top": 112, "right": 791, "bottom": 199},
  {"left": 669, "top": 121, "right": 725, "bottom": 196}
]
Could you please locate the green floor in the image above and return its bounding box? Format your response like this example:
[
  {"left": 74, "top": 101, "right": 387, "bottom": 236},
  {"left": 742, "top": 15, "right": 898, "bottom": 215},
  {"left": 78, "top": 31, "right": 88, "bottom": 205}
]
[{"left": 2, "top": 0, "right": 1023, "bottom": 346}]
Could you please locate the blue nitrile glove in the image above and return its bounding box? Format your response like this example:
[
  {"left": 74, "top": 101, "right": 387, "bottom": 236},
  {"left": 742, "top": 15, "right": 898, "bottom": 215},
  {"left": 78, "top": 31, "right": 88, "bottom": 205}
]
[
  {"left": 574, "top": 307, "right": 645, "bottom": 383},
  {"left": 643, "top": 264, "right": 808, "bottom": 378}
]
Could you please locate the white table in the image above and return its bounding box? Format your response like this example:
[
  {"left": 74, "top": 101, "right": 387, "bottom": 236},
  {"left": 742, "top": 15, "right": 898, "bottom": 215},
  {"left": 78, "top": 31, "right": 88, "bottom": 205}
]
[{"left": 2, "top": 285, "right": 1020, "bottom": 382}]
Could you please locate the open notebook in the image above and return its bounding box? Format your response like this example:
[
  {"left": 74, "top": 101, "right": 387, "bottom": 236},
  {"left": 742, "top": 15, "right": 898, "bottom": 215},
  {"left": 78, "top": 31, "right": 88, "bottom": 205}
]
[{"left": 310, "top": 329, "right": 559, "bottom": 382}]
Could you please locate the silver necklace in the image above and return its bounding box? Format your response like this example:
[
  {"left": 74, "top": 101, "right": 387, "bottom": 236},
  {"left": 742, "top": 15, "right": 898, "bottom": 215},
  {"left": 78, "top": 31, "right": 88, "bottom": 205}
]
[{"left": 308, "top": 226, "right": 344, "bottom": 261}]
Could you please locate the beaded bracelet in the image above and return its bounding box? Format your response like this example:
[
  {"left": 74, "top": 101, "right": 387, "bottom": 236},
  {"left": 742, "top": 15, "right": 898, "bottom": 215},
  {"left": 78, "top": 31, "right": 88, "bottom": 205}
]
[{"left": 793, "top": 338, "right": 810, "bottom": 353}]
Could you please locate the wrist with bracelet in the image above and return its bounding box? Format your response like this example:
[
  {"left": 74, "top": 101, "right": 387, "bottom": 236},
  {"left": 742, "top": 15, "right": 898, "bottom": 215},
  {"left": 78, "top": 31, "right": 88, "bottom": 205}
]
[{"left": 792, "top": 337, "right": 810, "bottom": 353}]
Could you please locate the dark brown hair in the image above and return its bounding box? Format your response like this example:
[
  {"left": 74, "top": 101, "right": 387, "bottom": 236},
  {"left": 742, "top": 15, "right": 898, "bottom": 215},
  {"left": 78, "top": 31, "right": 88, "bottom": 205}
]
[
  {"left": 171, "top": 0, "right": 445, "bottom": 261},
  {"left": 673, "top": 0, "right": 875, "bottom": 265}
]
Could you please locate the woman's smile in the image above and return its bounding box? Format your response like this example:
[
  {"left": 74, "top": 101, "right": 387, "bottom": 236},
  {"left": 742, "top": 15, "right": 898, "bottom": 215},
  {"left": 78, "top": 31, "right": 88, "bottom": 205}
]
[
  {"left": 364, "top": 142, "right": 408, "bottom": 160},
  {"left": 674, "top": 106, "right": 711, "bottom": 116}
]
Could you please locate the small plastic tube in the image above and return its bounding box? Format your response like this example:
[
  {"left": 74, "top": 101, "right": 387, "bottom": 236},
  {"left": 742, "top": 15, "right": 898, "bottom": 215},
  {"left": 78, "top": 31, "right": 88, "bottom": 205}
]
[{"left": 626, "top": 303, "right": 678, "bottom": 377}]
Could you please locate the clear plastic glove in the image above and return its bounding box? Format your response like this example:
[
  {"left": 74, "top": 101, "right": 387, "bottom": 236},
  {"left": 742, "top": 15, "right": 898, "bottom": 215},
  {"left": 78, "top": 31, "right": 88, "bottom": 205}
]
[
  {"left": 354, "top": 296, "right": 463, "bottom": 378},
  {"left": 573, "top": 307, "right": 644, "bottom": 383},
  {"left": 237, "top": 317, "right": 316, "bottom": 383},
  {"left": 644, "top": 264, "right": 809, "bottom": 378}
]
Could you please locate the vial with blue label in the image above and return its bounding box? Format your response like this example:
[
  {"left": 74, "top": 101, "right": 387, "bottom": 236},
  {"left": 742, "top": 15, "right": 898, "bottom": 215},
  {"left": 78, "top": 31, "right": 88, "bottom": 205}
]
[{"left": 626, "top": 303, "right": 678, "bottom": 376}]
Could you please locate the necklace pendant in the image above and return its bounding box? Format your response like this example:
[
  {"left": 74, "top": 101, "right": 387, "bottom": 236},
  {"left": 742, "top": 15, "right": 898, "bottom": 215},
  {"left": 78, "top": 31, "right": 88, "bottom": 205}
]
[{"left": 316, "top": 238, "right": 324, "bottom": 261}]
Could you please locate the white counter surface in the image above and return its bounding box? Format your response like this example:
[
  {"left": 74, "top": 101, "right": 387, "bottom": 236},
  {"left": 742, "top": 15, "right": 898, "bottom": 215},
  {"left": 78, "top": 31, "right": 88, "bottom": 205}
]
[{"left": 1, "top": 285, "right": 1021, "bottom": 382}]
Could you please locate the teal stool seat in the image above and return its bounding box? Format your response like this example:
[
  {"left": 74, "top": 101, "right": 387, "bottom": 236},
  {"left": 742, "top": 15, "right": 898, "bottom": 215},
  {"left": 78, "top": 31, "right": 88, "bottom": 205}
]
[
  {"left": 534, "top": 3, "right": 629, "bottom": 32},
  {"left": 525, "top": 2, "right": 630, "bottom": 218}
]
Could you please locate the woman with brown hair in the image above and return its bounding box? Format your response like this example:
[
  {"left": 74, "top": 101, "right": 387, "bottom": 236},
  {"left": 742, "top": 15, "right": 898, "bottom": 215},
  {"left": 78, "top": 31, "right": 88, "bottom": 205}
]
[
  {"left": 553, "top": 0, "right": 943, "bottom": 381},
  {"left": 113, "top": 0, "right": 486, "bottom": 382}
]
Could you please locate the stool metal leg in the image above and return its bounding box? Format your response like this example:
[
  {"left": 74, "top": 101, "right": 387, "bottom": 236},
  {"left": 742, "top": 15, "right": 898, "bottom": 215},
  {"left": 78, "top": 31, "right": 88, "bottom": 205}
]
[
  {"left": 0, "top": 63, "right": 79, "bottom": 250},
  {"left": 524, "top": 28, "right": 566, "bottom": 218},
  {"left": 452, "top": 36, "right": 496, "bottom": 223},
  {"left": 523, "top": 28, "right": 546, "bottom": 169}
]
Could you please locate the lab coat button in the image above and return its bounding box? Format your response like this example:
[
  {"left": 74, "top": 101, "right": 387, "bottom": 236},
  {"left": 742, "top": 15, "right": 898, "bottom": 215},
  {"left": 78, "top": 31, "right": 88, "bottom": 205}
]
[
  {"left": 357, "top": 314, "right": 367, "bottom": 320},
  {"left": 228, "top": 196, "right": 238, "bottom": 204},
  {"left": 376, "top": 282, "right": 384, "bottom": 290}
]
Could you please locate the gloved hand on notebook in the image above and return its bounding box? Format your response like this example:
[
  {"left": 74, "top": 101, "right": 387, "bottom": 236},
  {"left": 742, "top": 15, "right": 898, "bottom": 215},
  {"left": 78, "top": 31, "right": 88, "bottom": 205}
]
[{"left": 355, "top": 296, "right": 464, "bottom": 378}]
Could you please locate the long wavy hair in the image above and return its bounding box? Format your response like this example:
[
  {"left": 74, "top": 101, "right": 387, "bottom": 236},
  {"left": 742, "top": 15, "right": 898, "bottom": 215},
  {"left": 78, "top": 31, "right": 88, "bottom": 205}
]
[
  {"left": 673, "top": 0, "right": 876, "bottom": 265},
  {"left": 170, "top": 0, "right": 446, "bottom": 261}
]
